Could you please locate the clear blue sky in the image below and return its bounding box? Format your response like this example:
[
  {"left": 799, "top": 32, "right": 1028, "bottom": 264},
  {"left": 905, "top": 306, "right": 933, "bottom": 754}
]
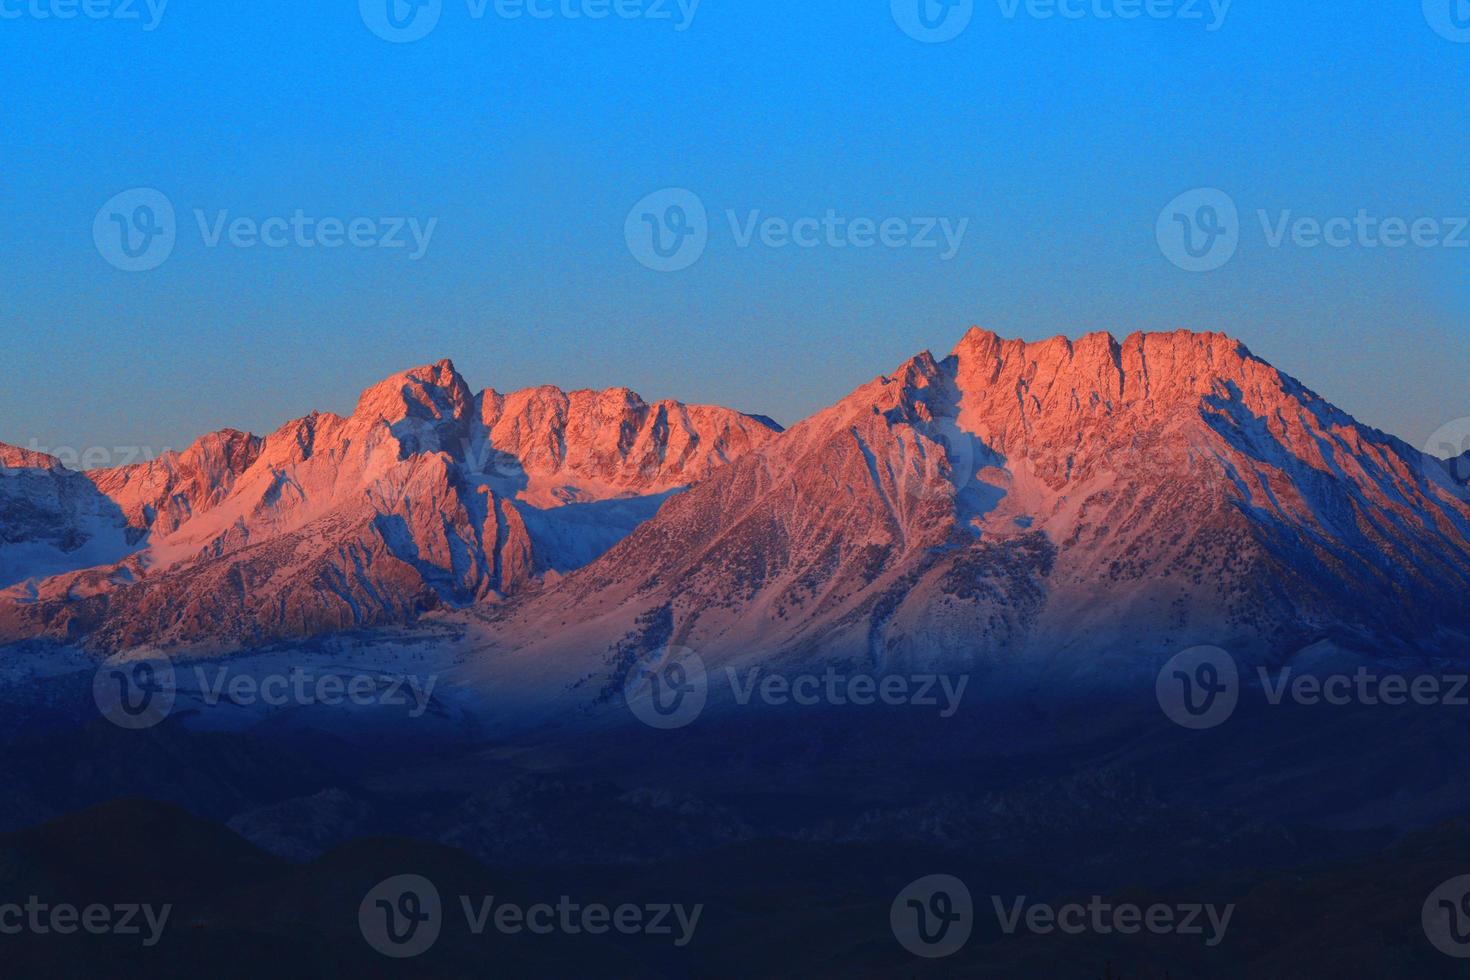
[{"left": 3, "top": 0, "right": 1468, "bottom": 462}]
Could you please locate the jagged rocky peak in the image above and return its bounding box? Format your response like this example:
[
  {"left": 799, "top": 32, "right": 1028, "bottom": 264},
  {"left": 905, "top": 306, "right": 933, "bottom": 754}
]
[
  {"left": 839, "top": 327, "right": 1327, "bottom": 487},
  {"left": 0, "top": 356, "right": 783, "bottom": 649},
  {"left": 947, "top": 326, "right": 1264, "bottom": 402},
  {"left": 480, "top": 326, "right": 1470, "bottom": 689},
  {"left": 351, "top": 358, "right": 475, "bottom": 425},
  {"left": 0, "top": 442, "right": 63, "bottom": 470},
  {"left": 476, "top": 381, "right": 781, "bottom": 500},
  {"left": 83, "top": 428, "right": 265, "bottom": 537}
]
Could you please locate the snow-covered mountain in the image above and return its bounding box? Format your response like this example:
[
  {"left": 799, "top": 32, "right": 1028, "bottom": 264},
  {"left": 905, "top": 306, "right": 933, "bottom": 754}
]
[
  {"left": 6, "top": 330, "right": 1469, "bottom": 675},
  {"left": 468, "top": 328, "right": 1470, "bottom": 703},
  {"left": 0, "top": 360, "right": 779, "bottom": 650},
  {"left": 1, "top": 430, "right": 265, "bottom": 592}
]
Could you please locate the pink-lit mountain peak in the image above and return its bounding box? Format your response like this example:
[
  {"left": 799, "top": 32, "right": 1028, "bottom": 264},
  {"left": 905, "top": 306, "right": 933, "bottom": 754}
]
[
  {"left": 351, "top": 357, "right": 472, "bottom": 428},
  {"left": 0, "top": 359, "right": 780, "bottom": 650},
  {"left": 485, "top": 327, "right": 1470, "bottom": 689}
]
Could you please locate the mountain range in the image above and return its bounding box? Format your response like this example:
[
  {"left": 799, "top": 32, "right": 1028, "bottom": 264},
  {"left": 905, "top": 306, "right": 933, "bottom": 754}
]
[
  {"left": 0, "top": 362, "right": 777, "bottom": 650},
  {"left": 3, "top": 328, "right": 1468, "bottom": 678},
  {"left": 7, "top": 328, "right": 1470, "bottom": 980}
]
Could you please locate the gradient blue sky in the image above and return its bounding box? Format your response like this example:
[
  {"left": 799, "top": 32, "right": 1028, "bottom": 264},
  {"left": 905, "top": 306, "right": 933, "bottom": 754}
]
[{"left": 3, "top": 0, "right": 1468, "bottom": 462}]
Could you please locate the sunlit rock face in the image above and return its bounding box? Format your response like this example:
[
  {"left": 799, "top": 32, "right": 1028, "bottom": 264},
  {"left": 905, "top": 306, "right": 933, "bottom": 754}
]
[
  {"left": 477, "top": 328, "right": 1470, "bottom": 691},
  {"left": 0, "top": 359, "right": 779, "bottom": 650}
]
